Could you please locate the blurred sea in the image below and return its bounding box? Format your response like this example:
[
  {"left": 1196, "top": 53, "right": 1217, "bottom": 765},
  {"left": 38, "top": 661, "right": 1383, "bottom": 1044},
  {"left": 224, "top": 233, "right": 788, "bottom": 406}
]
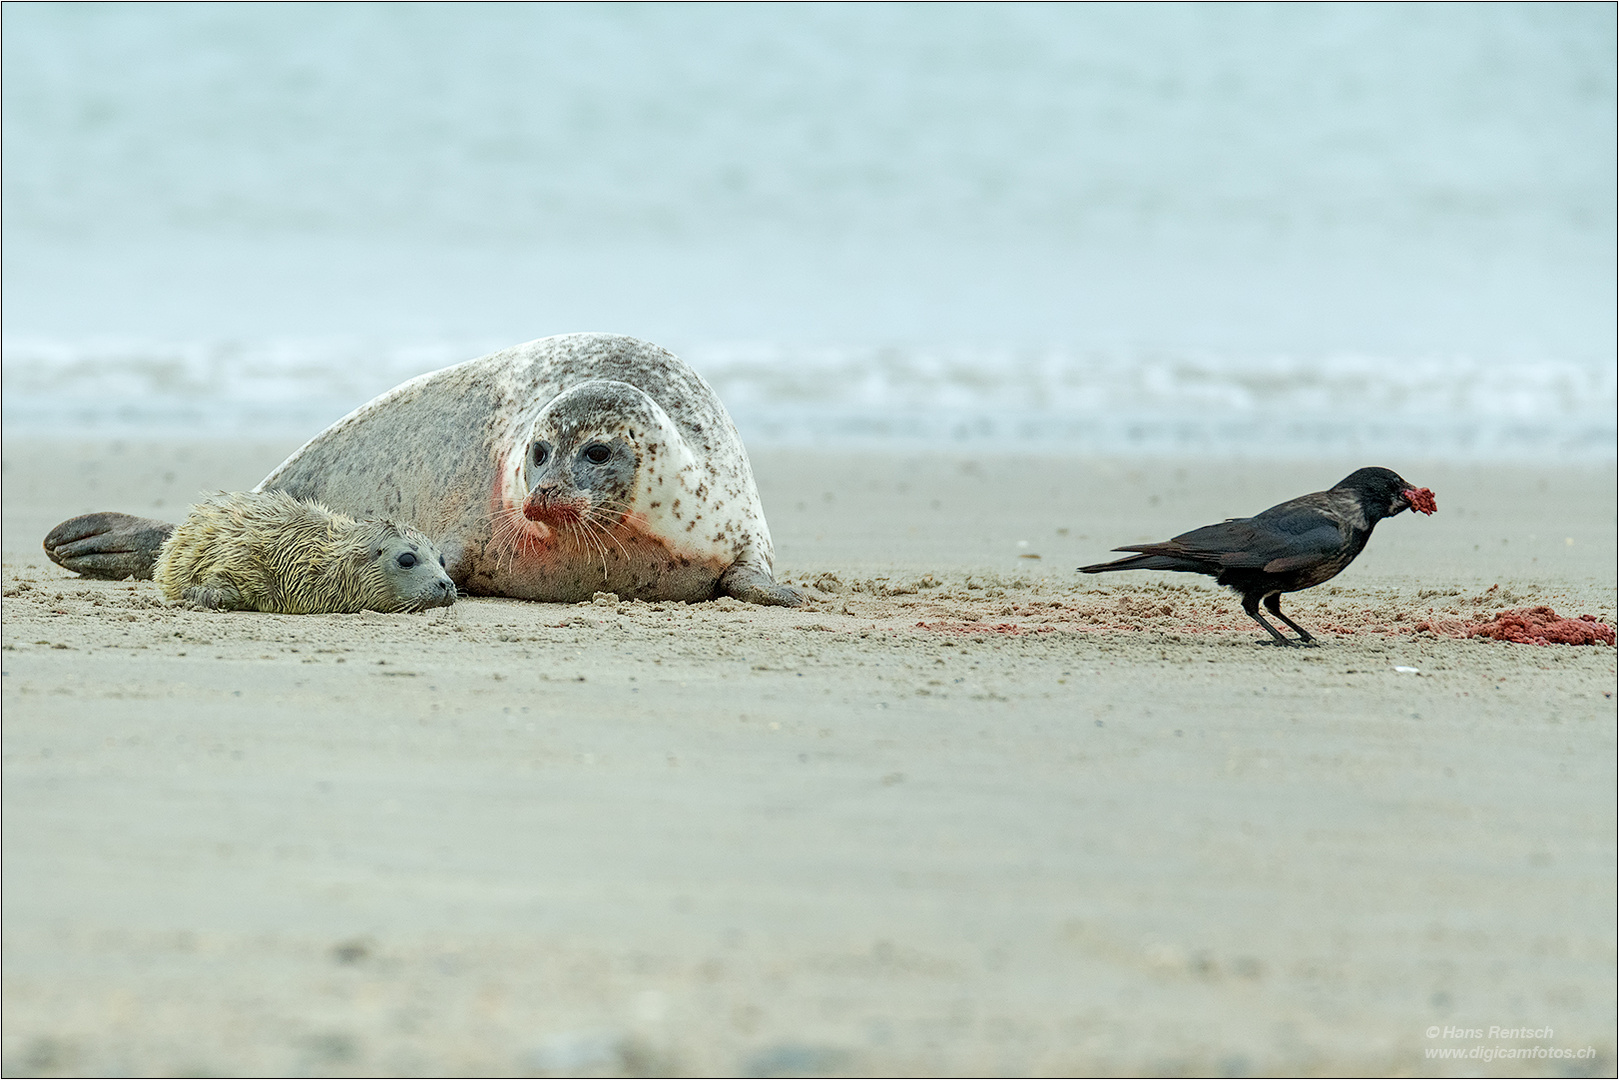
[{"left": 3, "top": 4, "right": 1614, "bottom": 459}]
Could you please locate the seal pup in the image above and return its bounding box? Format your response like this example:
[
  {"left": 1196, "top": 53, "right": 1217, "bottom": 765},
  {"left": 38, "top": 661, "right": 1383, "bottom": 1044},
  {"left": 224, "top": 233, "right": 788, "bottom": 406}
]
[
  {"left": 45, "top": 334, "right": 800, "bottom": 606},
  {"left": 154, "top": 491, "right": 457, "bottom": 614},
  {"left": 1079, "top": 467, "right": 1435, "bottom": 645}
]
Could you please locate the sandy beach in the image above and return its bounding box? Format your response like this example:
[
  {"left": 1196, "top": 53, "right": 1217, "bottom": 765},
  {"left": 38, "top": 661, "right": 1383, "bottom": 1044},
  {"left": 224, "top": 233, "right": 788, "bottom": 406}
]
[{"left": 2, "top": 436, "right": 1614, "bottom": 1077}]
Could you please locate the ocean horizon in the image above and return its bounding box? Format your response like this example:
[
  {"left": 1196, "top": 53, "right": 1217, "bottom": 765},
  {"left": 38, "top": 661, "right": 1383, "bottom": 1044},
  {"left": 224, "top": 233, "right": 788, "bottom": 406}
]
[{"left": 4, "top": 4, "right": 1613, "bottom": 460}]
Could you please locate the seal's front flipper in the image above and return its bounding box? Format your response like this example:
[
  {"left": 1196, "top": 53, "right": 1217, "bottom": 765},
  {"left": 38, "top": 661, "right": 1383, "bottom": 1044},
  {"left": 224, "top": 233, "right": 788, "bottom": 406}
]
[
  {"left": 181, "top": 578, "right": 245, "bottom": 611},
  {"left": 719, "top": 561, "right": 803, "bottom": 607},
  {"left": 43, "top": 513, "right": 174, "bottom": 580}
]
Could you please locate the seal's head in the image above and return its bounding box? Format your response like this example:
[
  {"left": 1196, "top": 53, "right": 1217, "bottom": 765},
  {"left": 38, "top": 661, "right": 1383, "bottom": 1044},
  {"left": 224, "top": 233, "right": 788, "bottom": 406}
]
[
  {"left": 520, "top": 432, "right": 638, "bottom": 529},
  {"left": 359, "top": 524, "right": 459, "bottom": 612},
  {"left": 483, "top": 369, "right": 773, "bottom": 601},
  {"left": 517, "top": 380, "right": 683, "bottom": 537}
]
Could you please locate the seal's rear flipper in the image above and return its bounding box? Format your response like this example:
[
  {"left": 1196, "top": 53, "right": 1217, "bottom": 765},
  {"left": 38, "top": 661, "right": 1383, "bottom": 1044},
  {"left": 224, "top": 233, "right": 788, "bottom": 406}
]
[
  {"left": 43, "top": 513, "right": 174, "bottom": 580},
  {"left": 719, "top": 561, "right": 802, "bottom": 607}
]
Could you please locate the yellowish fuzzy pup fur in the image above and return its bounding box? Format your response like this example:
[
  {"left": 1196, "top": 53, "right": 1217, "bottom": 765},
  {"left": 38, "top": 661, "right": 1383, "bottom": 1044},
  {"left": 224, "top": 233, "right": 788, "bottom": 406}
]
[{"left": 154, "top": 491, "right": 456, "bottom": 614}]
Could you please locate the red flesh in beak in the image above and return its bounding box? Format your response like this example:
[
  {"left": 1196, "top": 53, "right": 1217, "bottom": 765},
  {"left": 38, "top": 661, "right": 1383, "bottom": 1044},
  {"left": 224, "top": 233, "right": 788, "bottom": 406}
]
[{"left": 1403, "top": 487, "right": 1437, "bottom": 515}]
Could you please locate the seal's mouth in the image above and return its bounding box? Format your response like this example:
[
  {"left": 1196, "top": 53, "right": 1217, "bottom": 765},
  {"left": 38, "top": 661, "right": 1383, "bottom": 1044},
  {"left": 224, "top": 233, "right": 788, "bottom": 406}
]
[
  {"left": 397, "top": 574, "right": 458, "bottom": 612},
  {"left": 523, "top": 490, "right": 590, "bottom": 527}
]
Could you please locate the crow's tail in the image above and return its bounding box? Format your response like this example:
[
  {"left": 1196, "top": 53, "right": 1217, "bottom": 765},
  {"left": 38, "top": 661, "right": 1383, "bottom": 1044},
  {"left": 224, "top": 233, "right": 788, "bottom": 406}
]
[{"left": 1078, "top": 552, "right": 1192, "bottom": 574}]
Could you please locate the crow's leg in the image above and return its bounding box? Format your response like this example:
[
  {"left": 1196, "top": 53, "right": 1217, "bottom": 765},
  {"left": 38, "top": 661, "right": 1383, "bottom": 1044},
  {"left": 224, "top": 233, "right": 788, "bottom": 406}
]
[
  {"left": 1264, "top": 593, "right": 1317, "bottom": 644},
  {"left": 1241, "top": 592, "right": 1298, "bottom": 646}
]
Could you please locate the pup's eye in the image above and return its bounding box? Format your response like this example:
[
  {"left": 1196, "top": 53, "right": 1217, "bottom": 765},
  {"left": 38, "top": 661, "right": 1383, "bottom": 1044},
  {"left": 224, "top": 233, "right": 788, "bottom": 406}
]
[
  {"left": 583, "top": 443, "right": 611, "bottom": 464},
  {"left": 397, "top": 552, "right": 417, "bottom": 569},
  {"left": 439, "top": 555, "right": 446, "bottom": 567}
]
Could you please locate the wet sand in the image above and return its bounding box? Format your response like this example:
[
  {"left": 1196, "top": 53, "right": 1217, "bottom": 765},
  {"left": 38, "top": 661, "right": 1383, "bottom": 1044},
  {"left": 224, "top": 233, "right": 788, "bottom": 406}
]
[{"left": 3, "top": 436, "right": 1614, "bottom": 1077}]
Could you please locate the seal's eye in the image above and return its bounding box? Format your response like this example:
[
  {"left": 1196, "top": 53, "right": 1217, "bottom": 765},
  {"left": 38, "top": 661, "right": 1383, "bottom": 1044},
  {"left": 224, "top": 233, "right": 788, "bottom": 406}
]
[
  {"left": 583, "top": 443, "right": 611, "bottom": 465},
  {"left": 533, "top": 443, "right": 549, "bottom": 465},
  {"left": 397, "top": 552, "right": 418, "bottom": 569},
  {"left": 439, "top": 555, "right": 446, "bottom": 567}
]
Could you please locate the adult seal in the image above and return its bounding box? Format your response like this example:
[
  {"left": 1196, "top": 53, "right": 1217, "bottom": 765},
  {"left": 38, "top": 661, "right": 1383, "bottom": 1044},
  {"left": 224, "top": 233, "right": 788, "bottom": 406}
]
[{"left": 44, "top": 333, "right": 802, "bottom": 606}]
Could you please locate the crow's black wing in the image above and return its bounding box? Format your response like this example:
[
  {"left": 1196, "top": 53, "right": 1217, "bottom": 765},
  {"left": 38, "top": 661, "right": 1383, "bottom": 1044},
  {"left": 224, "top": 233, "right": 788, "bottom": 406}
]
[{"left": 1117, "top": 506, "right": 1345, "bottom": 572}]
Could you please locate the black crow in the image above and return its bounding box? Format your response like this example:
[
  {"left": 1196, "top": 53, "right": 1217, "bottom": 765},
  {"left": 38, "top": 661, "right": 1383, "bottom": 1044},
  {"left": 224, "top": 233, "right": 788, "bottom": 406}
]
[{"left": 1078, "top": 467, "right": 1436, "bottom": 645}]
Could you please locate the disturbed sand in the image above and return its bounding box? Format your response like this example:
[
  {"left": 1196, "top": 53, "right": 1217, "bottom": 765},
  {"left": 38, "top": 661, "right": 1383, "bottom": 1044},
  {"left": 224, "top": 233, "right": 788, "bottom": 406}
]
[{"left": 3, "top": 437, "right": 1615, "bottom": 1077}]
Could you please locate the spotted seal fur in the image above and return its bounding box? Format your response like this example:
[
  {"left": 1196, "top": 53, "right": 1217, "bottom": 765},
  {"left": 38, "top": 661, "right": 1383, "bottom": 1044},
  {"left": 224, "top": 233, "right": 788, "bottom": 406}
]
[{"left": 45, "top": 334, "right": 800, "bottom": 606}]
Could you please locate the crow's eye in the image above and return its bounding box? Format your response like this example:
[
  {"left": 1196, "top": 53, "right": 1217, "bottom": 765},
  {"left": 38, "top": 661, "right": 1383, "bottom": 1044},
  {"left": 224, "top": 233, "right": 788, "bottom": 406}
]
[
  {"left": 397, "top": 552, "right": 417, "bottom": 569},
  {"left": 583, "top": 443, "right": 611, "bottom": 465}
]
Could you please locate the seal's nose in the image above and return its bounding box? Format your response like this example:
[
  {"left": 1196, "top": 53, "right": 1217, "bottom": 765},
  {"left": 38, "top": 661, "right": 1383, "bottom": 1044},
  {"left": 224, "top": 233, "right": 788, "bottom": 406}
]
[
  {"left": 524, "top": 482, "right": 586, "bottom": 525},
  {"left": 523, "top": 482, "right": 561, "bottom": 521},
  {"left": 422, "top": 576, "right": 457, "bottom": 608}
]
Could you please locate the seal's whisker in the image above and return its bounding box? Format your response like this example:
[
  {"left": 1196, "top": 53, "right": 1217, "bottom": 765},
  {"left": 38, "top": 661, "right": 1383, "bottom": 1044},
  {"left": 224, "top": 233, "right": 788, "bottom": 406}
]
[
  {"left": 487, "top": 504, "right": 545, "bottom": 574},
  {"left": 589, "top": 500, "right": 636, "bottom": 525},
  {"left": 486, "top": 508, "right": 520, "bottom": 573},
  {"left": 568, "top": 518, "right": 610, "bottom": 582},
  {"left": 579, "top": 516, "right": 625, "bottom": 581},
  {"left": 485, "top": 510, "right": 509, "bottom": 567},
  {"left": 589, "top": 495, "right": 635, "bottom": 515},
  {"left": 587, "top": 522, "right": 614, "bottom": 580},
  {"left": 582, "top": 507, "right": 632, "bottom": 563}
]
